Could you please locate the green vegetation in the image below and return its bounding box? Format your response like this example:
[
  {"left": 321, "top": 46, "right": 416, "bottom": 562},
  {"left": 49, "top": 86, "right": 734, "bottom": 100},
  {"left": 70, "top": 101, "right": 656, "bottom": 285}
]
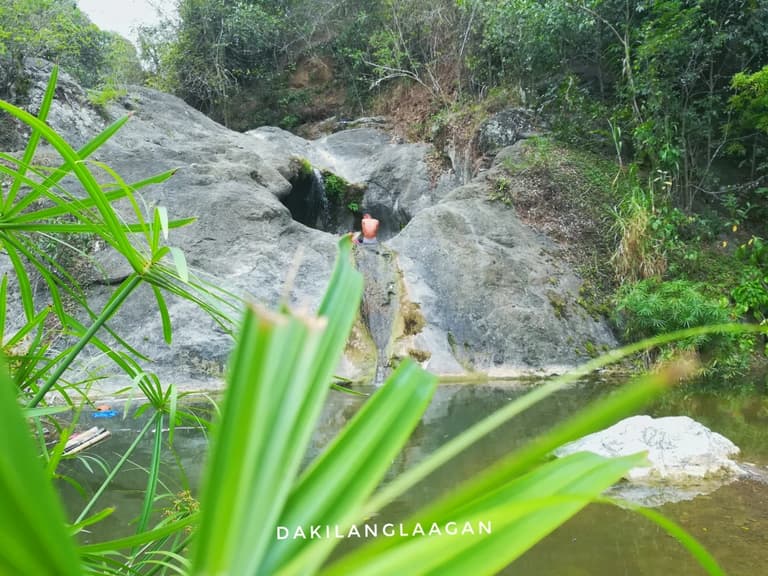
[
  {"left": 733, "top": 236, "right": 768, "bottom": 323},
  {"left": 615, "top": 280, "right": 734, "bottom": 354},
  {"left": 546, "top": 290, "right": 567, "bottom": 319},
  {"left": 488, "top": 175, "right": 513, "bottom": 205},
  {"left": 1, "top": 70, "right": 749, "bottom": 575},
  {"left": 0, "top": 0, "right": 142, "bottom": 91},
  {"left": 322, "top": 169, "right": 364, "bottom": 213},
  {"left": 323, "top": 172, "right": 348, "bottom": 202},
  {"left": 297, "top": 156, "right": 313, "bottom": 177},
  {"left": 487, "top": 132, "right": 765, "bottom": 384},
  {"left": 87, "top": 82, "right": 128, "bottom": 110}
]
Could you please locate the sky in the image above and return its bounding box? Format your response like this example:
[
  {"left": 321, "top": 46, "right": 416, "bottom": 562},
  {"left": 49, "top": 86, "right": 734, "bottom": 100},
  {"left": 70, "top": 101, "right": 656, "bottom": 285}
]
[{"left": 77, "top": 0, "right": 177, "bottom": 45}]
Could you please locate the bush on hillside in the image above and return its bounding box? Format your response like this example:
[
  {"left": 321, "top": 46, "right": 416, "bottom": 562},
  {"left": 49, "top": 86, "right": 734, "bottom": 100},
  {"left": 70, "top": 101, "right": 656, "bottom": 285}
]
[{"left": 614, "top": 279, "right": 753, "bottom": 382}]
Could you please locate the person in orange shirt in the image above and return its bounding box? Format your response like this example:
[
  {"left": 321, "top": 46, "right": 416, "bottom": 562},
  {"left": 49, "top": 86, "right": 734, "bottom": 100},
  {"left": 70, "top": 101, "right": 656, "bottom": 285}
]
[{"left": 361, "top": 213, "right": 380, "bottom": 244}]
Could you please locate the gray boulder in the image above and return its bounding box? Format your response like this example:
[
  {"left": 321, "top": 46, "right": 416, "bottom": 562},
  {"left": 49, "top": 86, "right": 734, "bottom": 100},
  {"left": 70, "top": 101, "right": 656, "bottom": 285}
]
[
  {"left": 555, "top": 415, "right": 743, "bottom": 482},
  {"left": 389, "top": 157, "right": 616, "bottom": 376},
  {"left": 476, "top": 107, "right": 540, "bottom": 156}
]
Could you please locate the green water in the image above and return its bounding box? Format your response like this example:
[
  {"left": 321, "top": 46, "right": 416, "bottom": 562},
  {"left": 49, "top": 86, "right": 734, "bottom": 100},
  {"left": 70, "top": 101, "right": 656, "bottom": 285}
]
[{"left": 59, "top": 381, "right": 768, "bottom": 574}]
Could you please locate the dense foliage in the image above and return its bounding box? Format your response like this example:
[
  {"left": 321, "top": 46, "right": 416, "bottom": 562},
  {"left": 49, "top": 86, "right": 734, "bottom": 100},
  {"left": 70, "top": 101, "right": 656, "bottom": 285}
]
[
  {"left": 614, "top": 279, "right": 753, "bottom": 380},
  {"left": 141, "top": 2, "right": 768, "bottom": 208},
  {"left": 4, "top": 1, "right": 766, "bottom": 379},
  {"left": 0, "top": 0, "right": 142, "bottom": 91}
]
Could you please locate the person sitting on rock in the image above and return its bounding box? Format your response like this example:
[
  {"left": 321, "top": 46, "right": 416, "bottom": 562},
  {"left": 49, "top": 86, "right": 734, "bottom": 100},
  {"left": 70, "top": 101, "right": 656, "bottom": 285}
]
[{"left": 361, "top": 213, "right": 380, "bottom": 244}]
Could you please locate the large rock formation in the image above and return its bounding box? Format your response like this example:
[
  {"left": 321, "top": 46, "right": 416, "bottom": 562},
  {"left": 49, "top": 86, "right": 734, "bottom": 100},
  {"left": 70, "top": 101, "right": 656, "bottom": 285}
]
[
  {"left": 6, "top": 60, "right": 617, "bottom": 390},
  {"left": 389, "top": 152, "right": 616, "bottom": 376},
  {"left": 476, "top": 107, "right": 540, "bottom": 156}
]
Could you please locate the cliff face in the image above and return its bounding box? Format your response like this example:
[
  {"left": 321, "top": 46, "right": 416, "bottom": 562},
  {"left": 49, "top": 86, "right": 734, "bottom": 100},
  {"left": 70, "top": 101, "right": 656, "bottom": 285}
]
[{"left": 4, "top": 60, "right": 615, "bottom": 390}]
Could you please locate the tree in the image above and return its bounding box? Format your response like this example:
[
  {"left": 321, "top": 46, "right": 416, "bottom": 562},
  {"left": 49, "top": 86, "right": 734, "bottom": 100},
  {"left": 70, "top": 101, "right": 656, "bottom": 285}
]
[
  {"left": 729, "top": 64, "right": 768, "bottom": 181},
  {"left": 0, "top": 0, "right": 143, "bottom": 89}
]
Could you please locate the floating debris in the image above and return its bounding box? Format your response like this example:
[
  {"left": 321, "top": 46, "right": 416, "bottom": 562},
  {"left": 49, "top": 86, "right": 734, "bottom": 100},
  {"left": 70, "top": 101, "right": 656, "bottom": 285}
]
[
  {"left": 92, "top": 405, "right": 119, "bottom": 418},
  {"left": 63, "top": 426, "right": 110, "bottom": 455}
]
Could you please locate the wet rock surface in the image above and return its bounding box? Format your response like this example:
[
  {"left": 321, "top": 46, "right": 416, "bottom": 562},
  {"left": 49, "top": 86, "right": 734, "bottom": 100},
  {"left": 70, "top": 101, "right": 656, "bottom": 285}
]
[{"left": 354, "top": 243, "right": 400, "bottom": 383}]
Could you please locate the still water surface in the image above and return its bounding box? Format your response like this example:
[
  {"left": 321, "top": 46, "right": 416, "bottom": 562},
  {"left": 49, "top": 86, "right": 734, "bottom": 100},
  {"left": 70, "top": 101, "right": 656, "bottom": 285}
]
[{"left": 59, "top": 380, "right": 768, "bottom": 575}]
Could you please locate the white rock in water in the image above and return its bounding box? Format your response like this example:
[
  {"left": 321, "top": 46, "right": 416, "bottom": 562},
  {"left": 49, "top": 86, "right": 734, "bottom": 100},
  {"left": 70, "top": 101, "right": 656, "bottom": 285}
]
[{"left": 555, "top": 415, "right": 743, "bottom": 482}]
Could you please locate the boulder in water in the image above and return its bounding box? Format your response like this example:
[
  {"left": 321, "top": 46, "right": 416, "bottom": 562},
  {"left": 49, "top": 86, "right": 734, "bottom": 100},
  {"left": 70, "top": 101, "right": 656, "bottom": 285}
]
[{"left": 555, "top": 415, "right": 743, "bottom": 483}]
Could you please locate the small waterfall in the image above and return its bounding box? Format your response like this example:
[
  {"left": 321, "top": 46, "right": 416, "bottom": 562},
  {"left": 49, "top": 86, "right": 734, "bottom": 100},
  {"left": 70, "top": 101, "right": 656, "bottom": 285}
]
[
  {"left": 356, "top": 245, "right": 399, "bottom": 385},
  {"left": 310, "top": 168, "right": 331, "bottom": 230}
]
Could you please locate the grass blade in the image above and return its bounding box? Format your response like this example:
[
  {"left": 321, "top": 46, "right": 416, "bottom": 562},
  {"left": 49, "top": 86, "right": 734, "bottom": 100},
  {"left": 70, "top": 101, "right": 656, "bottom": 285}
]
[
  {"left": 191, "top": 305, "right": 325, "bottom": 574},
  {"left": 136, "top": 413, "right": 165, "bottom": 535},
  {"left": 79, "top": 515, "right": 198, "bottom": 555},
  {"left": 192, "top": 236, "right": 363, "bottom": 575},
  {"left": 6, "top": 115, "right": 133, "bottom": 220},
  {"left": 0, "top": 99, "right": 145, "bottom": 271},
  {"left": 152, "top": 285, "right": 173, "bottom": 344},
  {"left": 28, "top": 274, "right": 143, "bottom": 408},
  {"left": 75, "top": 414, "right": 156, "bottom": 525},
  {"left": 0, "top": 358, "right": 82, "bottom": 576},
  {"left": 3, "top": 242, "right": 35, "bottom": 321},
  {"left": 328, "top": 453, "right": 644, "bottom": 576},
  {"left": 168, "top": 246, "right": 189, "bottom": 283},
  {"left": 0, "top": 274, "right": 7, "bottom": 339}
]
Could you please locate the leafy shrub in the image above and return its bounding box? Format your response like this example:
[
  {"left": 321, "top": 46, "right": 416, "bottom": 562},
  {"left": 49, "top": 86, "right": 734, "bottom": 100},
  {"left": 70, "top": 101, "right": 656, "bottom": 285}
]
[
  {"left": 614, "top": 279, "right": 752, "bottom": 380},
  {"left": 0, "top": 1, "right": 142, "bottom": 89},
  {"left": 610, "top": 166, "right": 718, "bottom": 283},
  {"left": 279, "top": 113, "right": 301, "bottom": 129},
  {"left": 323, "top": 173, "right": 348, "bottom": 202},
  {"left": 87, "top": 83, "right": 127, "bottom": 109},
  {"left": 322, "top": 171, "right": 364, "bottom": 212},
  {"left": 733, "top": 236, "right": 768, "bottom": 322},
  {"left": 611, "top": 174, "right": 668, "bottom": 282},
  {"left": 488, "top": 175, "right": 513, "bottom": 205},
  {"left": 615, "top": 280, "right": 730, "bottom": 343}
]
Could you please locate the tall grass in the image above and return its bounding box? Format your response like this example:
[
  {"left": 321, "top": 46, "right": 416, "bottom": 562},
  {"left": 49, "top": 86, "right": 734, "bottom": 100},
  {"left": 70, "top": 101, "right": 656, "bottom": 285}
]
[
  {"left": 0, "top": 70, "right": 758, "bottom": 575},
  {"left": 611, "top": 173, "right": 668, "bottom": 283}
]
